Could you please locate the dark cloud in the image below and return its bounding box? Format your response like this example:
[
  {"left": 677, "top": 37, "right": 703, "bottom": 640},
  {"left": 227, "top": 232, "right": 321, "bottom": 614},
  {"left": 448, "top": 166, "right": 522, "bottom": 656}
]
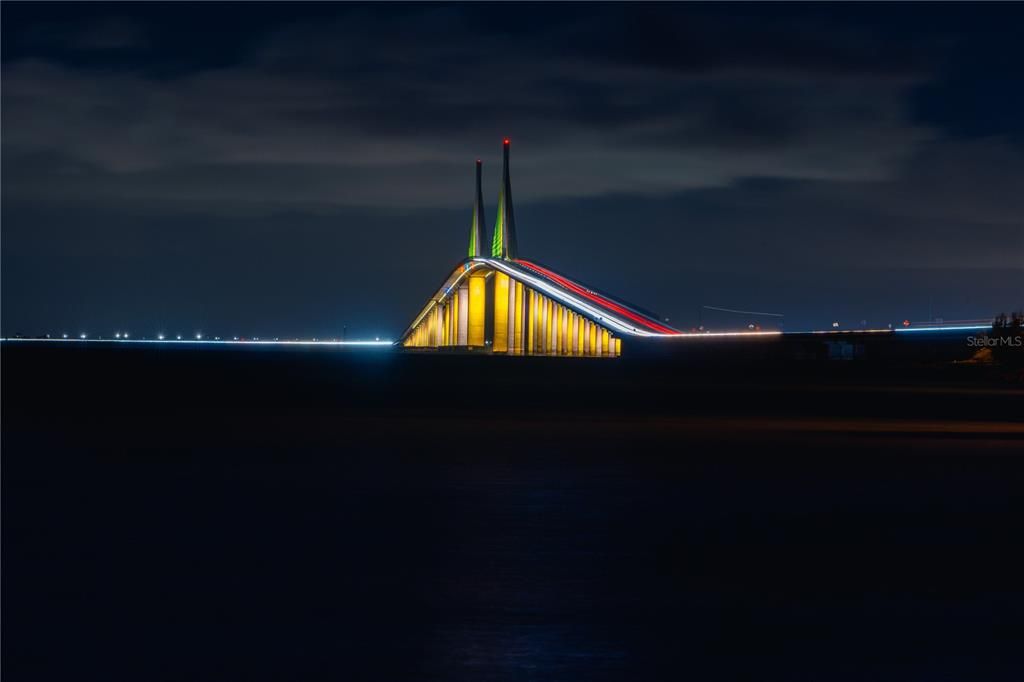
[
  {"left": 2, "top": 6, "right": 936, "bottom": 206},
  {"left": 74, "top": 17, "right": 148, "bottom": 51}
]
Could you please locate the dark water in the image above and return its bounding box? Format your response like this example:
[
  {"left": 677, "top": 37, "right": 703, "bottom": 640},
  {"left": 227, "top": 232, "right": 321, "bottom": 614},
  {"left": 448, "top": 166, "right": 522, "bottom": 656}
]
[{"left": 3, "top": 345, "right": 1023, "bottom": 680}]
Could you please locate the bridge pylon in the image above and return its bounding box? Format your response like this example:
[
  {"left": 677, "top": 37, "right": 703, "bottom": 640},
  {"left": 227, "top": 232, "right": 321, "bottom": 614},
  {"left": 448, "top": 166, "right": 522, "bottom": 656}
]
[{"left": 491, "top": 138, "right": 517, "bottom": 260}]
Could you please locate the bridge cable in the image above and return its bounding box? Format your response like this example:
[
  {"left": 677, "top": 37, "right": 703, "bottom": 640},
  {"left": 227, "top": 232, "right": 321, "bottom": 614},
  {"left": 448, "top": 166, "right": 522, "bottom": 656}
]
[{"left": 702, "top": 305, "right": 785, "bottom": 318}]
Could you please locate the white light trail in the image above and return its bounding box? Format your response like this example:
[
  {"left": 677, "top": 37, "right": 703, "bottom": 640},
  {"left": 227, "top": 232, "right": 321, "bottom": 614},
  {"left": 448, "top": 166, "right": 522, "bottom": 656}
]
[{"left": 895, "top": 324, "right": 991, "bottom": 333}]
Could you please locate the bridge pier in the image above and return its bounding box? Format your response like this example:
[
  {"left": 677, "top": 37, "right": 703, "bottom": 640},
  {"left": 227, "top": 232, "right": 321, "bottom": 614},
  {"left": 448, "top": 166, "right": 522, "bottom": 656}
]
[
  {"left": 468, "top": 272, "right": 486, "bottom": 348},
  {"left": 493, "top": 271, "right": 509, "bottom": 353}
]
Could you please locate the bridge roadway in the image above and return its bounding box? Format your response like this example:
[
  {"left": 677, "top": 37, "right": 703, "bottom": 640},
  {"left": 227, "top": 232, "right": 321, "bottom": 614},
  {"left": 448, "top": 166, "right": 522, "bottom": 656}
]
[{"left": 401, "top": 256, "right": 782, "bottom": 352}]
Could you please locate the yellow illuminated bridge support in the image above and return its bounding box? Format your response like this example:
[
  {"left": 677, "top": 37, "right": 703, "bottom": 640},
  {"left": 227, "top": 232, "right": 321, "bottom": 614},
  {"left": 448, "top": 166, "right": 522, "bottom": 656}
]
[{"left": 402, "top": 263, "right": 619, "bottom": 357}]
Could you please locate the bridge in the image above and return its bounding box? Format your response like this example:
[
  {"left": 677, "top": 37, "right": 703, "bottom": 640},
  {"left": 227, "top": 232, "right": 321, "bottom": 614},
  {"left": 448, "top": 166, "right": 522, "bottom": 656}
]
[{"left": 400, "top": 139, "right": 779, "bottom": 356}]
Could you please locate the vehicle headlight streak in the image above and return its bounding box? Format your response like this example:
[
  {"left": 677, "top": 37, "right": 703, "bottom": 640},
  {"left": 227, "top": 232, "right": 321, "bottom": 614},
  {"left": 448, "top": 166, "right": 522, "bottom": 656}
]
[{"left": 894, "top": 324, "right": 991, "bottom": 333}]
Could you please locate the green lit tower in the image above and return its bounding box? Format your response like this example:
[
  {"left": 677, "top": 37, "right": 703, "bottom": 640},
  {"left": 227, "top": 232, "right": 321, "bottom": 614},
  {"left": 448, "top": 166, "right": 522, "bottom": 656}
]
[
  {"left": 491, "top": 138, "right": 518, "bottom": 260},
  {"left": 468, "top": 159, "right": 486, "bottom": 258}
]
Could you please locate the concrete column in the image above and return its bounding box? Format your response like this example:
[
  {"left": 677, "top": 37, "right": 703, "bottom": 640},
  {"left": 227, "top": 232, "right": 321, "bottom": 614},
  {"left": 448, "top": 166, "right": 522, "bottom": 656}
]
[
  {"left": 493, "top": 271, "right": 509, "bottom": 353},
  {"left": 447, "top": 300, "right": 454, "bottom": 345},
  {"left": 457, "top": 284, "right": 469, "bottom": 346},
  {"left": 547, "top": 299, "right": 555, "bottom": 354},
  {"left": 565, "top": 305, "right": 573, "bottom": 352},
  {"left": 468, "top": 273, "right": 486, "bottom": 347},
  {"left": 507, "top": 276, "right": 516, "bottom": 352},
  {"left": 527, "top": 289, "right": 536, "bottom": 355},
  {"left": 513, "top": 281, "right": 524, "bottom": 354},
  {"left": 538, "top": 295, "right": 546, "bottom": 353}
]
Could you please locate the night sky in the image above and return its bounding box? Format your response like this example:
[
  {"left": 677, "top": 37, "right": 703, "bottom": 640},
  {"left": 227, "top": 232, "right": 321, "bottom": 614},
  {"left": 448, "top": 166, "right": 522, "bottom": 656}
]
[{"left": 2, "top": 2, "right": 1022, "bottom": 338}]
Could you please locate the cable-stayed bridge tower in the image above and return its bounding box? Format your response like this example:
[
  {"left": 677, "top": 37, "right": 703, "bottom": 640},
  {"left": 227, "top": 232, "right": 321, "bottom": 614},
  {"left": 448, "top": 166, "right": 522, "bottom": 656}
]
[
  {"left": 468, "top": 159, "right": 486, "bottom": 258},
  {"left": 491, "top": 138, "right": 517, "bottom": 260}
]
